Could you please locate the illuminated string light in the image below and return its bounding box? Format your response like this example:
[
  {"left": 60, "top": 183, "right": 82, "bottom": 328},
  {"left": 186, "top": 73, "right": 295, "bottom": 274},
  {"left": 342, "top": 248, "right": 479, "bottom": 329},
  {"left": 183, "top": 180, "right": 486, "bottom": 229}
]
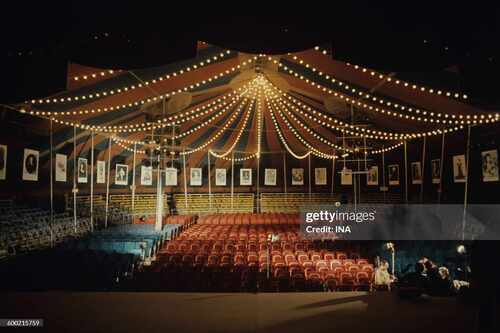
[
  {"left": 313, "top": 46, "right": 469, "bottom": 101},
  {"left": 30, "top": 50, "right": 233, "bottom": 105}
]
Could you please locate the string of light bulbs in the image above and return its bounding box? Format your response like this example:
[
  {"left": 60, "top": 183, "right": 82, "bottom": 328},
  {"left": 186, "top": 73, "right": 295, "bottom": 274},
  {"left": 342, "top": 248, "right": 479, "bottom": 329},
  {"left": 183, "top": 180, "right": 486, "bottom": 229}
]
[
  {"left": 277, "top": 59, "right": 499, "bottom": 126},
  {"left": 29, "top": 50, "right": 233, "bottom": 105},
  {"left": 24, "top": 56, "right": 254, "bottom": 119},
  {"left": 313, "top": 46, "right": 469, "bottom": 101}
]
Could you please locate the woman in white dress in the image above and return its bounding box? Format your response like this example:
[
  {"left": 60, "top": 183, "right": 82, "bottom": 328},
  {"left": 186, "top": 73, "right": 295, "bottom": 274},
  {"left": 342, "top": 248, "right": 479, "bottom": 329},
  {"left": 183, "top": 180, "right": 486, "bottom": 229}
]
[{"left": 374, "top": 259, "right": 394, "bottom": 291}]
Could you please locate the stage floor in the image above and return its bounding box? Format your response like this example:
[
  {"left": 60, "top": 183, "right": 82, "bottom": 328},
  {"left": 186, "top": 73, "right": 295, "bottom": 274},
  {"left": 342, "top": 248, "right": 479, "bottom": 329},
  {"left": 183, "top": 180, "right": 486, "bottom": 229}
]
[{"left": 0, "top": 291, "right": 476, "bottom": 333}]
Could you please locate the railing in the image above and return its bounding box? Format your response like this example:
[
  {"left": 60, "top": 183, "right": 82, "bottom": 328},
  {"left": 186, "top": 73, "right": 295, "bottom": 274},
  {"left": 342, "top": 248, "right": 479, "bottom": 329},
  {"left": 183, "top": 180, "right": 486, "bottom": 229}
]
[{"left": 173, "top": 193, "right": 254, "bottom": 215}]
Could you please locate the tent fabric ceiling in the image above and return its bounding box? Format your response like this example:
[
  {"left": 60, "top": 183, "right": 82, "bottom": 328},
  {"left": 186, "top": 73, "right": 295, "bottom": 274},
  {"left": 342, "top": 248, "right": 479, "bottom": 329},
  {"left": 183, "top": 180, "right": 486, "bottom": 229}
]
[{"left": 7, "top": 42, "right": 499, "bottom": 173}]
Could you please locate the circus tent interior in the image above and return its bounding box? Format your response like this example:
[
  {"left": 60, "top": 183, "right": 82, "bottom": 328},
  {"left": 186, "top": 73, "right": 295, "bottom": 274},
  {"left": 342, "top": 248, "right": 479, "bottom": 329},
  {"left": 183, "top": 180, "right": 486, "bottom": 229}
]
[{"left": 0, "top": 10, "right": 500, "bottom": 333}]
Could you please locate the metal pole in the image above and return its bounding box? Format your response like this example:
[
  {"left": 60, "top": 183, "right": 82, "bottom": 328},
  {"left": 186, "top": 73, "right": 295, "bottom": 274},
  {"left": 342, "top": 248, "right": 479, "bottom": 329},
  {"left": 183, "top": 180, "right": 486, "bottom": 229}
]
[
  {"left": 438, "top": 132, "right": 446, "bottom": 204},
  {"left": 73, "top": 126, "right": 77, "bottom": 234},
  {"left": 105, "top": 136, "right": 112, "bottom": 229},
  {"left": 90, "top": 132, "right": 94, "bottom": 232},
  {"left": 231, "top": 151, "right": 235, "bottom": 212},
  {"left": 420, "top": 136, "right": 426, "bottom": 203},
  {"left": 49, "top": 120, "right": 54, "bottom": 245},
  {"left": 182, "top": 150, "right": 188, "bottom": 210},
  {"left": 132, "top": 143, "right": 137, "bottom": 215},
  {"left": 155, "top": 154, "right": 162, "bottom": 231},
  {"left": 404, "top": 140, "right": 408, "bottom": 204},
  {"left": 308, "top": 153, "right": 312, "bottom": 200},
  {"left": 331, "top": 155, "right": 336, "bottom": 197},
  {"left": 208, "top": 150, "right": 212, "bottom": 212},
  {"left": 462, "top": 125, "right": 472, "bottom": 241},
  {"left": 382, "top": 149, "right": 386, "bottom": 204},
  {"left": 283, "top": 152, "right": 287, "bottom": 203},
  {"left": 256, "top": 154, "right": 260, "bottom": 213}
]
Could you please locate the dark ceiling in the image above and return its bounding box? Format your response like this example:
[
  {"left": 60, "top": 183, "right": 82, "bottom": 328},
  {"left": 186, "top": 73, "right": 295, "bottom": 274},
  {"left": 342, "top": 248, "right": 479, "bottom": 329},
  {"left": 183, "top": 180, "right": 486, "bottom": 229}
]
[{"left": 1, "top": 4, "right": 499, "bottom": 105}]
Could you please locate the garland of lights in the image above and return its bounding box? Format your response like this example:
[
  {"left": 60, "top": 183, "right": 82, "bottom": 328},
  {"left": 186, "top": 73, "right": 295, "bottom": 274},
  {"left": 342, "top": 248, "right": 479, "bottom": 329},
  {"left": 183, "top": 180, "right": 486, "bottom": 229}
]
[
  {"left": 277, "top": 59, "right": 499, "bottom": 126},
  {"left": 270, "top": 98, "right": 337, "bottom": 160},
  {"left": 29, "top": 50, "right": 233, "bottom": 105},
  {"left": 72, "top": 69, "right": 122, "bottom": 82},
  {"left": 314, "top": 46, "right": 469, "bottom": 101},
  {"left": 180, "top": 92, "right": 253, "bottom": 156},
  {"left": 276, "top": 84, "right": 466, "bottom": 139},
  {"left": 23, "top": 56, "right": 255, "bottom": 120},
  {"left": 209, "top": 98, "right": 255, "bottom": 158}
]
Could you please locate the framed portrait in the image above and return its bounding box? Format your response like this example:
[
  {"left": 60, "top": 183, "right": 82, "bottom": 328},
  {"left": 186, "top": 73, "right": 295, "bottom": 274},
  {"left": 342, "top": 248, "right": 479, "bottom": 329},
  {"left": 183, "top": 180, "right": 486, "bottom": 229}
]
[
  {"left": 141, "top": 165, "right": 153, "bottom": 185},
  {"left": 115, "top": 164, "right": 128, "bottom": 185},
  {"left": 481, "top": 149, "right": 499, "bottom": 182},
  {"left": 314, "top": 168, "right": 327, "bottom": 185},
  {"left": 77, "top": 157, "right": 88, "bottom": 183},
  {"left": 240, "top": 168, "right": 252, "bottom": 186},
  {"left": 340, "top": 168, "right": 352, "bottom": 185},
  {"left": 96, "top": 161, "right": 106, "bottom": 184},
  {"left": 431, "top": 159, "right": 441, "bottom": 184},
  {"left": 367, "top": 166, "right": 378, "bottom": 186},
  {"left": 411, "top": 162, "right": 422, "bottom": 185},
  {"left": 190, "top": 168, "right": 202, "bottom": 186},
  {"left": 0, "top": 144, "right": 7, "bottom": 180},
  {"left": 215, "top": 168, "right": 227, "bottom": 186},
  {"left": 388, "top": 164, "right": 399, "bottom": 186},
  {"left": 453, "top": 155, "right": 467, "bottom": 183},
  {"left": 291, "top": 168, "right": 304, "bottom": 185},
  {"left": 55, "top": 153, "right": 67, "bottom": 182},
  {"left": 165, "top": 167, "right": 177, "bottom": 186},
  {"left": 264, "top": 168, "right": 277, "bottom": 186},
  {"left": 22, "top": 148, "right": 39, "bottom": 181}
]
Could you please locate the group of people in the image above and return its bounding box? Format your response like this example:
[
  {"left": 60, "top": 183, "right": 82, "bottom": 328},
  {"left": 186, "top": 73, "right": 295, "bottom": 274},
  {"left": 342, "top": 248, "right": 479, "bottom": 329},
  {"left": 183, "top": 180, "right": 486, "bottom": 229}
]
[{"left": 374, "top": 256, "right": 470, "bottom": 296}]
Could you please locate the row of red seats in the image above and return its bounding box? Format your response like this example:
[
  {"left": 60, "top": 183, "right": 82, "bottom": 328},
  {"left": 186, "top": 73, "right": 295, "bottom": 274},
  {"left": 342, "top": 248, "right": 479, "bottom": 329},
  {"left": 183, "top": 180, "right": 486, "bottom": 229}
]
[{"left": 198, "top": 213, "right": 301, "bottom": 225}]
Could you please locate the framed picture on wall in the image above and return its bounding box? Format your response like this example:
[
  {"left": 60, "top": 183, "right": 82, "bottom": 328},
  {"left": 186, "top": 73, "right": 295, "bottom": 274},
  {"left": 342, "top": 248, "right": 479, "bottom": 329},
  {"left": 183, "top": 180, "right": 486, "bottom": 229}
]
[
  {"left": 165, "top": 167, "right": 177, "bottom": 186},
  {"left": 22, "top": 148, "right": 39, "bottom": 181},
  {"left": 291, "top": 168, "right": 304, "bottom": 185},
  {"left": 388, "top": 164, "right": 399, "bottom": 186},
  {"left": 0, "top": 144, "right": 7, "bottom": 180},
  {"left": 215, "top": 168, "right": 227, "bottom": 186},
  {"left": 367, "top": 166, "right": 378, "bottom": 186},
  {"left": 96, "top": 161, "right": 106, "bottom": 184},
  {"left": 264, "top": 168, "right": 277, "bottom": 186},
  {"left": 141, "top": 165, "right": 153, "bottom": 186},
  {"left": 314, "top": 168, "right": 327, "bottom": 185},
  {"left": 115, "top": 164, "right": 128, "bottom": 185},
  {"left": 431, "top": 159, "right": 441, "bottom": 184},
  {"left": 481, "top": 149, "right": 499, "bottom": 182},
  {"left": 340, "top": 168, "right": 352, "bottom": 185},
  {"left": 55, "top": 153, "right": 67, "bottom": 182},
  {"left": 453, "top": 155, "right": 467, "bottom": 183},
  {"left": 240, "top": 168, "right": 252, "bottom": 186},
  {"left": 77, "top": 158, "right": 88, "bottom": 183},
  {"left": 190, "top": 168, "right": 202, "bottom": 186},
  {"left": 411, "top": 162, "right": 422, "bottom": 185}
]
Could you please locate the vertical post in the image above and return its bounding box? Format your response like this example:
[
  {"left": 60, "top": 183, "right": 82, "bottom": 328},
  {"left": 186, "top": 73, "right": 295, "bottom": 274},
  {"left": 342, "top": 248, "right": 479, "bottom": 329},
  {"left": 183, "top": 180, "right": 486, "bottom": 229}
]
[
  {"left": 90, "top": 132, "right": 94, "bottom": 232},
  {"left": 73, "top": 126, "right": 77, "bottom": 234},
  {"left": 382, "top": 148, "right": 386, "bottom": 204},
  {"left": 231, "top": 151, "right": 235, "bottom": 212},
  {"left": 131, "top": 143, "right": 137, "bottom": 215},
  {"left": 404, "top": 140, "right": 408, "bottom": 204},
  {"left": 438, "top": 132, "right": 446, "bottom": 204},
  {"left": 182, "top": 150, "right": 188, "bottom": 211},
  {"left": 49, "top": 119, "right": 54, "bottom": 245},
  {"left": 283, "top": 152, "right": 287, "bottom": 202},
  {"left": 462, "top": 125, "right": 472, "bottom": 241},
  {"left": 155, "top": 154, "right": 162, "bottom": 231},
  {"left": 331, "top": 155, "right": 336, "bottom": 197},
  {"left": 256, "top": 154, "right": 260, "bottom": 213},
  {"left": 208, "top": 150, "right": 212, "bottom": 212},
  {"left": 308, "top": 153, "right": 312, "bottom": 200},
  {"left": 105, "top": 136, "right": 112, "bottom": 229},
  {"left": 420, "top": 136, "right": 426, "bottom": 203}
]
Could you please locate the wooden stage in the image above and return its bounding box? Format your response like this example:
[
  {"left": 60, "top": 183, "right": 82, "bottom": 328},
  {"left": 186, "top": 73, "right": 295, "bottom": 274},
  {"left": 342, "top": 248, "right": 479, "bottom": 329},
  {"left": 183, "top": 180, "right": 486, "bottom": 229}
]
[{"left": 0, "top": 291, "right": 476, "bottom": 333}]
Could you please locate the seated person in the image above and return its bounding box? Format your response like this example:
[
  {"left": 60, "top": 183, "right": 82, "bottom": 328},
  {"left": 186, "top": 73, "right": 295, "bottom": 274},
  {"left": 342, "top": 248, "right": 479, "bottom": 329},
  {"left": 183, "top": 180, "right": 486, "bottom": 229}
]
[{"left": 374, "top": 259, "right": 394, "bottom": 290}]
